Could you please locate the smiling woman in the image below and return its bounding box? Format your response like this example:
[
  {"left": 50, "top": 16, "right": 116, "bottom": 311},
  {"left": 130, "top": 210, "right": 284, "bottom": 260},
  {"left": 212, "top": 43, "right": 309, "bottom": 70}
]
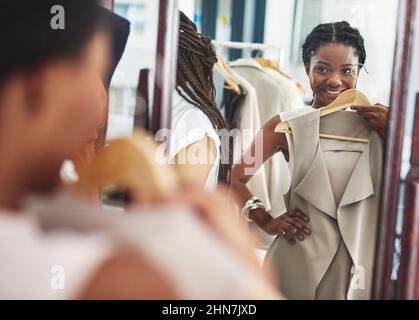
[
  {"left": 301, "top": 22, "right": 389, "bottom": 138},
  {"left": 302, "top": 22, "right": 366, "bottom": 107},
  {"left": 307, "top": 43, "right": 360, "bottom": 107},
  {"left": 230, "top": 20, "right": 389, "bottom": 300}
]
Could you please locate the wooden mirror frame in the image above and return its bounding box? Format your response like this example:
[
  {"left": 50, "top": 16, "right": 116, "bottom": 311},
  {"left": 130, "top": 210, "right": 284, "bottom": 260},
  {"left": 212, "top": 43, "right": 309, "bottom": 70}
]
[
  {"left": 151, "top": 0, "right": 179, "bottom": 134},
  {"left": 373, "top": 0, "right": 417, "bottom": 300},
  {"left": 398, "top": 93, "right": 419, "bottom": 300},
  {"left": 158, "top": 0, "right": 419, "bottom": 299}
]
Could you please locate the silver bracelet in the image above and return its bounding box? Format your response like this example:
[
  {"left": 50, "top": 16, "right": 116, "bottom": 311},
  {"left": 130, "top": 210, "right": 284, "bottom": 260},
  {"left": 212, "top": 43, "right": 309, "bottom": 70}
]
[{"left": 241, "top": 197, "right": 265, "bottom": 222}]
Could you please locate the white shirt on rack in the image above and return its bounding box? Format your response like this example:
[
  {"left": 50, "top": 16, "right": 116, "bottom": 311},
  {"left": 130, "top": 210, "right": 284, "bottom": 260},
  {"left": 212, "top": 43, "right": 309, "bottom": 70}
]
[{"left": 169, "top": 91, "right": 221, "bottom": 190}]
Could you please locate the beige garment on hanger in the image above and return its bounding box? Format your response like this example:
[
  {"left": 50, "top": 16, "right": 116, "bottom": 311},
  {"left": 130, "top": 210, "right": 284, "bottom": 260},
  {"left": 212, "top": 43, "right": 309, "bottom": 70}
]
[{"left": 265, "top": 109, "right": 383, "bottom": 300}]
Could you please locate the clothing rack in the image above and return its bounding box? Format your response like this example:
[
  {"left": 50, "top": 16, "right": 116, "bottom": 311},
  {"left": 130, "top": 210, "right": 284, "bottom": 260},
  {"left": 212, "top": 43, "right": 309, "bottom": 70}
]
[{"left": 213, "top": 41, "right": 284, "bottom": 67}]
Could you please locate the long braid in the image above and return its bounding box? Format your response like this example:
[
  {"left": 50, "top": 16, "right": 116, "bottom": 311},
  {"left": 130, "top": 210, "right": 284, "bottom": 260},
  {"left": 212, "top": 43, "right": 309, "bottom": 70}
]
[
  {"left": 176, "top": 11, "right": 231, "bottom": 185},
  {"left": 302, "top": 21, "right": 366, "bottom": 66}
]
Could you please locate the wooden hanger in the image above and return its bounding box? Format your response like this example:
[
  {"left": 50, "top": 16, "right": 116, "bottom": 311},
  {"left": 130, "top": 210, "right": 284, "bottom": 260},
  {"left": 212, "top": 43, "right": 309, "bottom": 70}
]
[
  {"left": 218, "top": 55, "right": 241, "bottom": 82},
  {"left": 215, "top": 55, "right": 241, "bottom": 94},
  {"left": 216, "top": 64, "right": 241, "bottom": 94},
  {"left": 296, "top": 82, "right": 308, "bottom": 97},
  {"left": 70, "top": 130, "right": 182, "bottom": 203},
  {"left": 255, "top": 58, "right": 292, "bottom": 79},
  {"left": 275, "top": 89, "right": 371, "bottom": 144}
]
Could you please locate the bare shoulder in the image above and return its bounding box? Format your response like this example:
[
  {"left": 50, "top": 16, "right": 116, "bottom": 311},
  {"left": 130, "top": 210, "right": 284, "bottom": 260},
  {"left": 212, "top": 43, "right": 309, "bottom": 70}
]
[
  {"left": 174, "top": 136, "right": 216, "bottom": 185},
  {"left": 261, "top": 115, "right": 288, "bottom": 154},
  {"left": 262, "top": 114, "right": 283, "bottom": 132}
]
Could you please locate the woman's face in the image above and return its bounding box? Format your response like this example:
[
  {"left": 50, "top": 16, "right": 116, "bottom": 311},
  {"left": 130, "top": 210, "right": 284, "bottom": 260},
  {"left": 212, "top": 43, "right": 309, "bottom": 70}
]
[
  {"left": 306, "top": 42, "right": 360, "bottom": 109},
  {"left": 40, "top": 32, "right": 110, "bottom": 189},
  {"left": 0, "top": 31, "right": 110, "bottom": 191}
]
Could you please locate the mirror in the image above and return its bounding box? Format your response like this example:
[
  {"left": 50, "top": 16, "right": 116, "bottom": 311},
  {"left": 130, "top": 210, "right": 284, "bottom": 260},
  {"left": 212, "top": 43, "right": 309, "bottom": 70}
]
[
  {"left": 96, "top": 0, "right": 158, "bottom": 208},
  {"left": 173, "top": 0, "right": 400, "bottom": 300},
  {"left": 107, "top": 0, "right": 160, "bottom": 140}
]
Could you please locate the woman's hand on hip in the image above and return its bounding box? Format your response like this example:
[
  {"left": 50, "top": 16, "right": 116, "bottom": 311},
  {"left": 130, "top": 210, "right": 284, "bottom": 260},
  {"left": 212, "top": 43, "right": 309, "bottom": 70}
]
[
  {"left": 351, "top": 104, "right": 389, "bottom": 139},
  {"left": 263, "top": 210, "right": 311, "bottom": 245}
]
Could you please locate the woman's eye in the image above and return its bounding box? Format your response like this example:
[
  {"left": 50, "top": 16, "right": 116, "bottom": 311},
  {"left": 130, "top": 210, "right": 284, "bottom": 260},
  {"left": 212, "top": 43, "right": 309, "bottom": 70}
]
[
  {"left": 316, "top": 66, "right": 329, "bottom": 73},
  {"left": 342, "top": 68, "right": 353, "bottom": 76}
]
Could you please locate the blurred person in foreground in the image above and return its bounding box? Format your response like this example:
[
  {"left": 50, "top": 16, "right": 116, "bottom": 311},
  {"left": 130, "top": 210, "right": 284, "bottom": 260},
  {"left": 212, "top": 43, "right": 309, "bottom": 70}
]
[{"left": 0, "top": 0, "right": 280, "bottom": 299}]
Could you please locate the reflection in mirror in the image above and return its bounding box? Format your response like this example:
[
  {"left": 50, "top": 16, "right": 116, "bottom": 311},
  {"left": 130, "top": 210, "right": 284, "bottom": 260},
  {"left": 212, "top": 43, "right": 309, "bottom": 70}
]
[
  {"left": 168, "top": 9, "right": 230, "bottom": 189},
  {"left": 107, "top": 0, "right": 159, "bottom": 140},
  {"left": 98, "top": 1, "right": 159, "bottom": 207},
  {"left": 176, "top": 0, "right": 399, "bottom": 300}
]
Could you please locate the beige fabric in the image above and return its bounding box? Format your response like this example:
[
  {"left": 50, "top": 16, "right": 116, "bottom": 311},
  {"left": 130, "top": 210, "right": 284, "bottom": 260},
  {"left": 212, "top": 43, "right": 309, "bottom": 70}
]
[
  {"left": 265, "top": 109, "right": 383, "bottom": 300},
  {"left": 315, "top": 240, "right": 352, "bottom": 300}
]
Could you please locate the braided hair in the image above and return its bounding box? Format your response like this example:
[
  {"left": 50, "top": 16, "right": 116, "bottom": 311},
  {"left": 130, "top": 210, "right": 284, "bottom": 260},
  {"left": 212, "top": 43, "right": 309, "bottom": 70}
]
[
  {"left": 176, "top": 11, "right": 231, "bottom": 185},
  {"left": 302, "top": 21, "right": 366, "bottom": 66}
]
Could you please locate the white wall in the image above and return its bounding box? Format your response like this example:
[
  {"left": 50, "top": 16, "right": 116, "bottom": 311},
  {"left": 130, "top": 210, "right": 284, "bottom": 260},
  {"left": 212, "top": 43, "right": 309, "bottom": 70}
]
[
  {"left": 264, "top": 0, "right": 295, "bottom": 70},
  {"left": 178, "top": 0, "right": 195, "bottom": 20},
  {"left": 321, "top": 0, "right": 398, "bottom": 105}
]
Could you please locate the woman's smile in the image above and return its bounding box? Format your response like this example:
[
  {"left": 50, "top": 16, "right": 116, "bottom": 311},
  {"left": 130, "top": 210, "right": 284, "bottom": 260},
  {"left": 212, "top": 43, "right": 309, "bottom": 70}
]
[{"left": 322, "top": 87, "right": 347, "bottom": 101}]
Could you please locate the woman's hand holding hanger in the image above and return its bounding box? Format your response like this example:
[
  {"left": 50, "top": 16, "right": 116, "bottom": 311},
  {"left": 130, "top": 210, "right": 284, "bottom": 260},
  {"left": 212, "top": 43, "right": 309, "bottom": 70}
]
[{"left": 351, "top": 104, "right": 389, "bottom": 139}]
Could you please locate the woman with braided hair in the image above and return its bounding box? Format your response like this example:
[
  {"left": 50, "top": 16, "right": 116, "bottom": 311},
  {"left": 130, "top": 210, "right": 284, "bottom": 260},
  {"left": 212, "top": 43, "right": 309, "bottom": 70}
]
[
  {"left": 231, "top": 21, "right": 389, "bottom": 299},
  {"left": 169, "top": 11, "right": 231, "bottom": 188},
  {"left": 0, "top": 2, "right": 280, "bottom": 300}
]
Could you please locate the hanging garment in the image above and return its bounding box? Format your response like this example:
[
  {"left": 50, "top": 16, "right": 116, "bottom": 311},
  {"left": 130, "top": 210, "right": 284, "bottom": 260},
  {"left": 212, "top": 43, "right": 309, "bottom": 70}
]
[
  {"left": 265, "top": 109, "right": 383, "bottom": 300},
  {"left": 213, "top": 68, "right": 227, "bottom": 111},
  {"left": 223, "top": 71, "right": 273, "bottom": 248},
  {"left": 255, "top": 58, "right": 308, "bottom": 97},
  {"left": 263, "top": 68, "right": 305, "bottom": 113},
  {"left": 169, "top": 91, "right": 221, "bottom": 190},
  {"left": 230, "top": 59, "right": 295, "bottom": 248},
  {"left": 222, "top": 84, "right": 247, "bottom": 130},
  {"left": 7, "top": 191, "right": 281, "bottom": 300}
]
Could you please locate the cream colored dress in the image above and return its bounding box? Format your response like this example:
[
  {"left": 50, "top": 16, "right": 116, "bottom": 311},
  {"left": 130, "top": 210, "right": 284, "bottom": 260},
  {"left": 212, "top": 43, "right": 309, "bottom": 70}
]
[{"left": 265, "top": 109, "right": 383, "bottom": 300}]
